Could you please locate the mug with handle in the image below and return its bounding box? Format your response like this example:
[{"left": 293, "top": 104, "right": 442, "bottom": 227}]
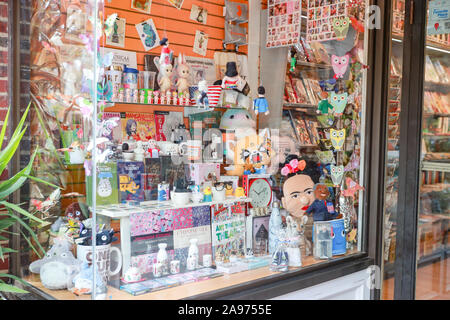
[
  {"left": 76, "top": 244, "right": 122, "bottom": 283},
  {"left": 178, "top": 140, "right": 202, "bottom": 161}
]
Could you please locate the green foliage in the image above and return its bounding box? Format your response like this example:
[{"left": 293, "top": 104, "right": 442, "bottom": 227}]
[{"left": 0, "top": 103, "right": 57, "bottom": 294}]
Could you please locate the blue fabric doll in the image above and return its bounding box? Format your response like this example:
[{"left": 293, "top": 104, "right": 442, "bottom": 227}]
[
  {"left": 306, "top": 183, "right": 338, "bottom": 221},
  {"left": 253, "top": 86, "right": 269, "bottom": 115}
]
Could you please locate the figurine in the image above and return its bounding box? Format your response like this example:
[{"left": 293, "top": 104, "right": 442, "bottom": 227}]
[
  {"left": 285, "top": 216, "right": 302, "bottom": 267},
  {"left": 196, "top": 80, "right": 209, "bottom": 108},
  {"left": 203, "top": 186, "right": 212, "bottom": 202},
  {"left": 156, "top": 62, "right": 173, "bottom": 94},
  {"left": 175, "top": 53, "right": 190, "bottom": 96},
  {"left": 221, "top": 61, "right": 242, "bottom": 90},
  {"left": 134, "top": 140, "right": 145, "bottom": 161},
  {"left": 71, "top": 262, "right": 107, "bottom": 299},
  {"left": 253, "top": 86, "right": 269, "bottom": 116},
  {"left": 159, "top": 37, "right": 173, "bottom": 66},
  {"left": 305, "top": 183, "right": 339, "bottom": 221},
  {"left": 157, "top": 243, "right": 169, "bottom": 275},
  {"left": 289, "top": 49, "right": 297, "bottom": 72}
]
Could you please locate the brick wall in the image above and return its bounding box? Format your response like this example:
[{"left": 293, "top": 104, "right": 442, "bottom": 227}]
[{"left": 0, "top": 0, "right": 9, "bottom": 275}]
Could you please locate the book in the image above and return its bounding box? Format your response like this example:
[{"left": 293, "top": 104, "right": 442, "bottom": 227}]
[
  {"left": 86, "top": 162, "right": 119, "bottom": 206},
  {"left": 120, "top": 112, "right": 156, "bottom": 143},
  {"left": 143, "top": 158, "right": 162, "bottom": 201},
  {"left": 154, "top": 111, "right": 184, "bottom": 141},
  {"left": 211, "top": 202, "right": 246, "bottom": 263},
  {"left": 188, "top": 110, "right": 222, "bottom": 141},
  {"left": 117, "top": 161, "right": 145, "bottom": 202},
  {"left": 102, "top": 112, "right": 123, "bottom": 145}
]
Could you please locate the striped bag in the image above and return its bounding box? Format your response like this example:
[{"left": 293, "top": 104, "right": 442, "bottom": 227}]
[{"left": 189, "top": 85, "right": 222, "bottom": 107}]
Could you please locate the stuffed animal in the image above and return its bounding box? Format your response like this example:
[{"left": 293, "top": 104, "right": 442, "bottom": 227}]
[
  {"left": 305, "top": 183, "right": 339, "bottom": 221},
  {"left": 219, "top": 109, "right": 256, "bottom": 139},
  {"left": 224, "top": 131, "right": 273, "bottom": 176},
  {"left": 280, "top": 155, "right": 321, "bottom": 251},
  {"left": 175, "top": 53, "right": 190, "bottom": 96},
  {"left": 29, "top": 238, "right": 82, "bottom": 290}
]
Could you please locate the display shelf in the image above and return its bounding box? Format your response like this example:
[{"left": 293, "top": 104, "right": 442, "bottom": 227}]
[
  {"left": 283, "top": 102, "right": 316, "bottom": 109},
  {"left": 296, "top": 60, "right": 332, "bottom": 69},
  {"left": 424, "top": 82, "right": 450, "bottom": 93},
  {"left": 421, "top": 160, "right": 450, "bottom": 173},
  {"left": 96, "top": 197, "right": 251, "bottom": 218},
  {"left": 392, "top": 34, "right": 450, "bottom": 53},
  {"left": 423, "top": 113, "right": 450, "bottom": 118},
  {"left": 21, "top": 250, "right": 360, "bottom": 300}
]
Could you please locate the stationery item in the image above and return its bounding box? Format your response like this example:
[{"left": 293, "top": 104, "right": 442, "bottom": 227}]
[
  {"left": 136, "top": 18, "right": 160, "bottom": 51},
  {"left": 123, "top": 65, "right": 139, "bottom": 90},
  {"left": 117, "top": 161, "right": 145, "bottom": 202},
  {"left": 266, "top": 0, "right": 301, "bottom": 48}
]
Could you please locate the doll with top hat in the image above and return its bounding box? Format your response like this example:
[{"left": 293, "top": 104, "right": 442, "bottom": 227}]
[{"left": 221, "top": 61, "right": 242, "bottom": 90}]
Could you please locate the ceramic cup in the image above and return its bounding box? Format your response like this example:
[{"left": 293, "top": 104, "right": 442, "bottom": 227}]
[
  {"left": 212, "top": 188, "right": 226, "bottom": 202},
  {"left": 170, "top": 260, "right": 180, "bottom": 274},
  {"left": 178, "top": 140, "right": 202, "bottom": 161},
  {"left": 171, "top": 191, "right": 191, "bottom": 206},
  {"left": 202, "top": 254, "right": 212, "bottom": 268},
  {"left": 158, "top": 141, "right": 179, "bottom": 155},
  {"left": 76, "top": 244, "right": 122, "bottom": 283}
]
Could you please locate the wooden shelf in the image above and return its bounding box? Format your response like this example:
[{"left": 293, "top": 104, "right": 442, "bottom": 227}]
[
  {"left": 296, "top": 61, "right": 332, "bottom": 69},
  {"left": 423, "top": 113, "right": 450, "bottom": 118},
  {"left": 283, "top": 102, "right": 316, "bottom": 109}
]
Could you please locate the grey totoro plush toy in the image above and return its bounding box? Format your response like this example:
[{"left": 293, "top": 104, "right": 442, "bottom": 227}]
[{"left": 29, "top": 238, "right": 82, "bottom": 290}]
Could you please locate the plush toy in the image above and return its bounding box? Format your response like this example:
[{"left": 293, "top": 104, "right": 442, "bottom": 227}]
[
  {"left": 280, "top": 155, "right": 321, "bottom": 251},
  {"left": 175, "top": 53, "right": 190, "bottom": 96},
  {"left": 65, "top": 202, "right": 86, "bottom": 222},
  {"left": 224, "top": 132, "right": 273, "bottom": 176},
  {"left": 196, "top": 80, "right": 209, "bottom": 108},
  {"left": 253, "top": 86, "right": 269, "bottom": 116},
  {"left": 219, "top": 109, "right": 256, "bottom": 139},
  {"left": 29, "top": 238, "right": 82, "bottom": 290},
  {"left": 305, "top": 183, "right": 339, "bottom": 221}
]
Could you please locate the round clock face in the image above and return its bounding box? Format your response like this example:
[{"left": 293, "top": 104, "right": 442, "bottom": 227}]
[{"left": 249, "top": 179, "right": 272, "bottom": 208}]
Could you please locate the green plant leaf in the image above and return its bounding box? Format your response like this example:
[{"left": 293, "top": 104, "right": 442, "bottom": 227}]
[
  {"left": 0, "top": 107, "right": 10, "bottom": 150},
  {"left": 0, "top": 149, "right": 37, "bottom": 200},
  {"left": 0, "top": 218, "right": 16, "bottom": 229},
  {"left": 3, "top": 209, "right": 45, "bottom": 257},
  {"left": 0, "top": 201, "right": 44, "bottom": 224},
  {"left": 33, "top": 103, "right": 65, "bottom": 168},
  {"left": 0, "top": 126, "right": 27, "bottom": 177},
  {"left": 23, "top": 175, "right": 60, "bottom": 190},
  {"left": 9, "top": 103, "right": 30, "bottom": 143},
  {"left": 19, "top": 230, "right": 42, "bottom": 259},
  {"left": 0, "top": 273, "right": 28, "bottom": 286},
  {"left": 0, "top": 283, "right": 28, "bottom": 294}
]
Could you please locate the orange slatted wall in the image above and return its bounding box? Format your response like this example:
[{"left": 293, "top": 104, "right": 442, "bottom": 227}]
[{"left": 104, "top": 0, "right": 248, "bottom": 70}]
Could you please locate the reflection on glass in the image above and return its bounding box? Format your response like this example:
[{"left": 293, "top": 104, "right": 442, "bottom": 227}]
[
  {"left": 382, "top": 0, "right": 405, "bottom": 300},
  {"left": 416, "top": 0, "right": 450, "bottom": 300}
]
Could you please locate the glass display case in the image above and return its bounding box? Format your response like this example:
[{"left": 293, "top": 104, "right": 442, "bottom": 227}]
[{"left": 7, "top": 0, "right": 374, "bottom": 300}]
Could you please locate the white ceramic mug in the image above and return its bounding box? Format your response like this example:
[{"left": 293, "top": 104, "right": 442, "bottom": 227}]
[
  {"left": 212, "top": 187, "right": 226, "bottom": 202},
  {"left": 76, "top": 244, "right": 122, "bottom": 283},
  {"left": 158, "top": 141, "right": 179, "bottom": 155},
  {"left": 178, "top": 140, "right": 202, "bottom": 161},
  {"left": 171, "top": 191, "right": 191, "bottom": 206}
]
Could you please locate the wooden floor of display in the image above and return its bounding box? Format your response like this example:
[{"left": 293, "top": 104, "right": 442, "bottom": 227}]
[
  {"left": 382, "top": 257, "right": 450, "bottom": 300},
  {"left": 24, "top": 251, "right": 358, "bottom": 300}
]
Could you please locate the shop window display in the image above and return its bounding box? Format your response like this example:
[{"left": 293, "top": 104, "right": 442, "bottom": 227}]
[{"left": 13, "top": 0, "right": 369, "bottom": 300}]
